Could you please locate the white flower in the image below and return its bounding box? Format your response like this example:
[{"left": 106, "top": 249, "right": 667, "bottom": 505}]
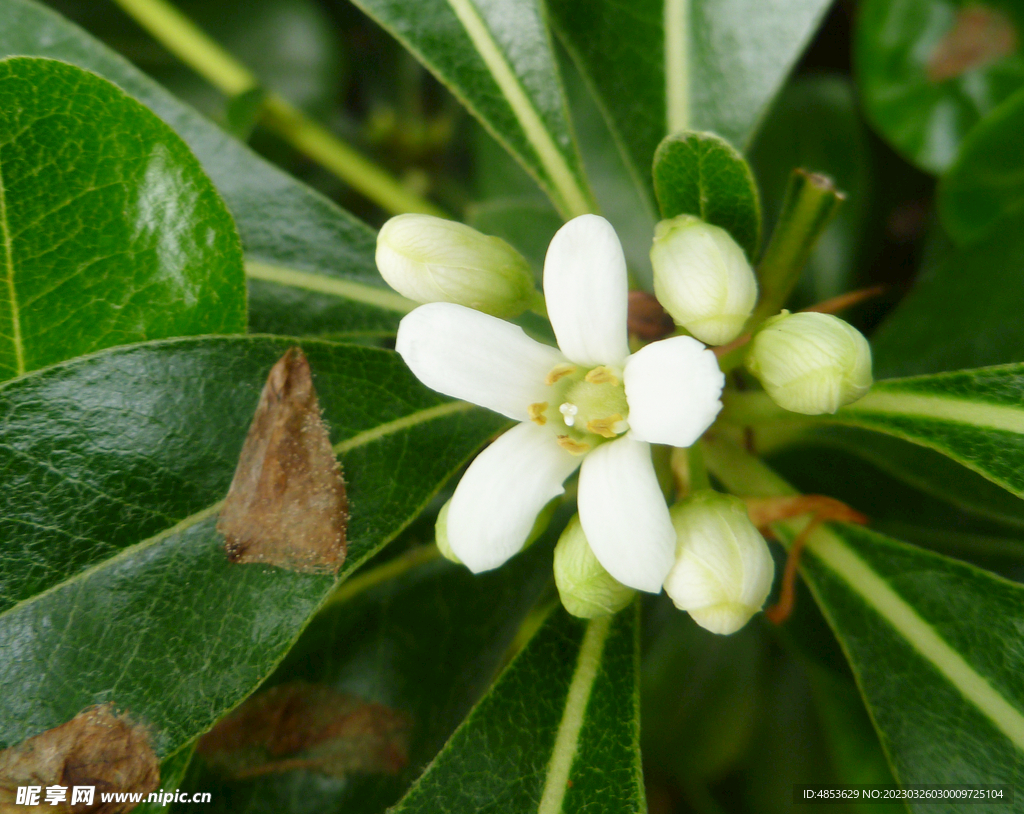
[{"left": 394, "top": 215, "right": 725, "bottom": 592}]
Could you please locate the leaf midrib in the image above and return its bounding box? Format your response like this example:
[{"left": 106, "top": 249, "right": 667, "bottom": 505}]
[
  {"left": 441, "top": 0, "right": 592, "bottom": 218},
  {"left": 664, "top": 0, "right": 690, "bottom": 133},
  {"left": 0, "top": 147, "right": 24, "bottom": 376},
  {"left": 842, "top": 390, "right": 1024, "bottom": 435},
  {"left": 536, "top": 615, "right": 611, "bottom": 814},
  {"left": 0, "top": 398, "right": 475, "bottom": 623}
]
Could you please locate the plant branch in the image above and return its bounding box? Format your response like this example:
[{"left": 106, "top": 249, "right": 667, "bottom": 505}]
[
  {"left": 112, "top": 0, "right": 447, "bottom": 217},
  {"left": 748, "top": 169, "right": 844, "bottom": 327}
]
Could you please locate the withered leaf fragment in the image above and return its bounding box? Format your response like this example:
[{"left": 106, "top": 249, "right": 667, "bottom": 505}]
[
  {"left": 0, "top": 705, "right": 159, "bottom": 814},
  {"left": 197, "top": 682, "right": 409, "bottom": 780},
  {"left": 218, "top": 347, "right": 348, "bottom": 574},
  {"left": 926, "top": 6, "right": 1018, "bottom": 82}
]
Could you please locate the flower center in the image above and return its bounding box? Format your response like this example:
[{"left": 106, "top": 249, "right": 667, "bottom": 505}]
[{"left": 529, "top": 364, "right": 629, "bottom": 455}]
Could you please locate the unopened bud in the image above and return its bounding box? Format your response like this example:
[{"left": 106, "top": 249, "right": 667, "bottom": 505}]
[
  {"left": 554, "top": 517, "right": 635, "bottom": 618},
  {"left": 745, "top": 311, "right": 872, "bottom": 415},
  {"left": 651, "top": 215, "right": 757, "bottom": 345},
  {"left": 376, "top": 214, "right": 538, "bottom": 318},
  {"left": 664, "top": 491, "right": 774, "bottom": 635},
  {"left": 435, "top": 499, "right": 462, "bottom": 564}
]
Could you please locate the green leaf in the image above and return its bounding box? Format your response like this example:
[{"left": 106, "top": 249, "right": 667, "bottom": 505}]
[
  {"left": 346, "top": 0, "right": 594, "bottom": 219},
  {"left": 0, "top": 57, "right": 244, "bottom": 381},
  {"left": 856, "top": 0, "right": 1024, "bottom": 174},
  {"left": 652, "top": 130, "right": 761, "bottom": 258},
  {"left": 822, "top": 364, "right": 1024, "bottom": 501},
  {"left": 870, "top": 217, "right": 1024, "bottom": 377},
  {"left": 939, "top": 85, "right": 1024, "bottom": 245},
  {"left": 0, "top": 337, "right": 507, "bottom": 754},
  {"left": 705, "top": 437, "right": 1024, "bottom": 796},
  {"left": 748, "top": 75, "right": 872, "bottom": 304},
  {"left": 183, "top": 546, "right": 553, "bottom": 813},
  {"left": 548, "top": 0, "right": 833, "bottom": 204},
  {"left": 0, "top": 0, "right": 402, "bottom": 338},
  {"left": 391, "top": 606, "right": 644, "bottom": 813},
  {"left": 765, "top": 434, "right": 1024, "bottom": 572}
]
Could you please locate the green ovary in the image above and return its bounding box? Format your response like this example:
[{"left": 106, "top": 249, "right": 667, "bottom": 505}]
[{"left": 530, "top": 364, "right": 629, "bottom": 454}]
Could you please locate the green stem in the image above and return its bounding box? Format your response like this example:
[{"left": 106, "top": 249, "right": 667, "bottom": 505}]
[
  {"left": 700, "top": 433, "right": 795, "bottom": 500},
  {"left": 111, "top": 0, "right": 446, "bottom": 217},
  {"left": 749, "top": 169, "right": 844, "bottom": 328}
]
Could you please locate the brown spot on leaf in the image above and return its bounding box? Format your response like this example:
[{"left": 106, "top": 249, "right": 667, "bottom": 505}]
[
  {"left": 627, "top": 290, "right": 675, "bottom": 342},
  {"left": 217, "top": 347, "right": 348, "bottom": 574},
  {"left": 197, "top": 682, "right": 409, "bottom": 780},
  {"left": 0, "top": 705, "right": 159, "bottom": 814},
  {"left": 926, "top": 5, "right": 1018, "bottom": 82}
]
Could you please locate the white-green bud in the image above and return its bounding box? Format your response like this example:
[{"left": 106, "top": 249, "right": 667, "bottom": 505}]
[
  {"left": 745, "top": 311, "right": 873, "bottom": 415},
  {"left": 664, "top": 491, "right": 774, "bottom": 635},
  {"left": 376, "top": 214, "right": 538, "bottom": 318},
  {"left": 435, "top": 499, "right": 462, "bottom": 564},
  {"left": 650, "top": 215, "right": 757, "bottom": 346},
  {"left": 554, "top": 517, "right": 635, "bottom": 619}
]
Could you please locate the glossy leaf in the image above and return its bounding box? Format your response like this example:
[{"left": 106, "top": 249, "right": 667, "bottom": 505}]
[
  {"left": 391, "top": 606, "right": 644, "bottom": 814},
  {"left": 0, "top": 337, "right": 507, "bottom": 754},
  {"left": 822, "top": 364, "right": 1024, "bottom": 501},
  {"left": 548, "top": 0, "right": 833, "bottom": 204},
  {"left": 856, "top": 0, "right": 1024, "bottom": 174},
  {"left": 0, "top": 57, "right": 245, "bottom": 381},
  {"left": 183, "top": 546, "right": 553, "bottom": 813},
  {"left": 766, "top": 427, "right": 1024, "bottom": 546},
  {"left": 939, "top": 86, "right": 1024, "bottom": 245},
  {"left": 870, "top": 216, "right": 1024, "bottom": 377},
  {"left": 653, "top": 130, "right": 761, "bottom": 258},
  {"left": 0, "top": 0, "right": 404, "bottom": 338},
  {"left": 705, "top": 437, "right": 1024, "bottom": 797},
  {"left": 347, "top": 0, "right": 594, "bottom": 219}
]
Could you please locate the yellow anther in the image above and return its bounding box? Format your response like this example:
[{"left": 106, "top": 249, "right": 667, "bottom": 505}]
[
  {"left": 545, "top": 363, "right": 577, "bottom": 385},
  {"left": 556, "top": 436, "right": 591, "bottom": 455},
  {"left": 528, "top": 402, "right": 548, "bottom": 425},
  {"left": 584, "top": 366, "right": 619, "bottom": 386},
  {"left": 585, "top": 414, "right": 626, "bottom": 439}
]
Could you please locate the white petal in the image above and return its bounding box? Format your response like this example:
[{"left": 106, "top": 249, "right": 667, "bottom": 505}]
[
  {"left": 624, "top": 335, "right": 725, "bottom": 447},
  {"left": 447, "top": 422, "right": 581, "bottom": 572},
  {"left": 577, "top": 437, "right": 675, "bottom": 592},
  {"left": 543, "top": 215, "right": 630, "bottom": 367},
  {"left": 396, "top": 302, "right": 566, "bottom": 421}
]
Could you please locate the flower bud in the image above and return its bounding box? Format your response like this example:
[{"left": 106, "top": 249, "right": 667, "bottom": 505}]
[
  {"left": 554, "top": 517, "right": 635, "bottom": 618},
  {"left": 435, "top": 499, "right": 462, "bottom": 564},
  {"left": 650, "top": 215, "right": 757, "bottom": 345},
  {"left": 745, "top": 311, "right": 872, "bottom": 415},
  {"left": 664, "top": 491, "right": 774, "bottom": 635},
  {"left": 376, "top": 214, "right": 538, "bottom": 318}
]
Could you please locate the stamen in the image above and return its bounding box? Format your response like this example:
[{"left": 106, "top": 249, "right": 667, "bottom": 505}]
[
  {"left": 556, "top": 435, "right": 591, "bottom": 455},
  {"left": 528, "top": 402, "right": 548, "bottom": 425},
  {"left": 559, "top": 402, "right": 578, "bottom": 427},
  {"left": 584, "top": 366, "right": 619, "bottom": 386},
  {"left": 545, "top": 363, "right": 577, "bottom": 385},
  {"left": 585, "top": 414, "right": 626, "bottom": 439}
]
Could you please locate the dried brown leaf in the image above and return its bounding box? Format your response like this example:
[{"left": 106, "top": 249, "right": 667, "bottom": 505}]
[
  {"left": 927, "top": 5, "right": 1018, "bottom": 82},
  {"left": 197, "top": 682, "right": 409, "bottom": 780},
  {"left": 217, "top": 347, "right": 348, "bottom": 574},
  {"left": 0, "top": 705, "right": 159, "bottom": 814}
]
